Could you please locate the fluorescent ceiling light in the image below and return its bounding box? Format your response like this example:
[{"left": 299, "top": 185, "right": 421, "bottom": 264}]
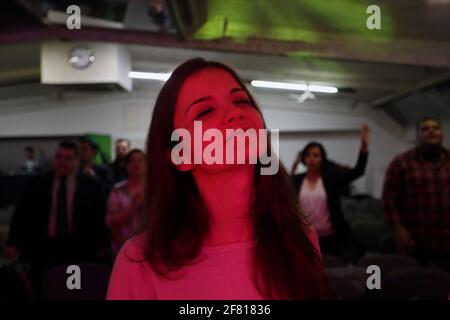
[
  {"left": 308, "top": 85, "right": 338, "bottom": 93},
  {"left": 251, "top": 80, "right": 307, "bottom": 91},
  {"left": 129, "top": 73, "right": 338, "bottom": 94},
  {"left": 251, "top": 80, "right": 338, "bottom": 93},
  {"left": 129, "top": 71, "right": 172, "bottom": 81}
]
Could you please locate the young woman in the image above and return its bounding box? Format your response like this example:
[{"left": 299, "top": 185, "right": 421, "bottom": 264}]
[
  {"left": 107, "top": 58, "right": 333, "bottom": 300},
  {"left": 106, "top": 149, "right": 145, "bottom": 256},
  {"left": 292, "top": 126, "right": 369, "bottom": 262}
]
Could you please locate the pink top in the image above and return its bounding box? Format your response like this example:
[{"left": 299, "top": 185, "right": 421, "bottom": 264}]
[
  {"left": 107, "top": 230, "right": 321, "bottom": 300},
  {"left": 299, "top": 178, "right": 334, "bottom": 237},
  {"left": 106, "top": 180, "right": 143, "bottom": 256}
]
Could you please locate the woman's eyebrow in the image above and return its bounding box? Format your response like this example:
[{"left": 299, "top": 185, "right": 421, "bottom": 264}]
[
  {"left": 230, "top": 88, "right": 246, "bottom": 94},
  {"left": 185, "top": 96, "right": 212, "bottom": 114}
]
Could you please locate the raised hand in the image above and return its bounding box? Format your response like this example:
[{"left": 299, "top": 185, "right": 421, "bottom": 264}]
[{"left": 361, "top": 123, "right": 369, "bottom": 152}]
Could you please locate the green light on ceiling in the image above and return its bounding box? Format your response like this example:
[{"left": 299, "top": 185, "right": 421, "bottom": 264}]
[{"left": 193, "top": 0, "right": 394, "bottom": 44}]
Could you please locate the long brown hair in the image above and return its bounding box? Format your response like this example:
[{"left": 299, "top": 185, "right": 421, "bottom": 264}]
[{"left": 143, "top": 58, "right": 333, "bottom": 299}]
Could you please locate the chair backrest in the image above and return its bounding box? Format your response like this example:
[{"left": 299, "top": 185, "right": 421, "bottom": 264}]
[
  {"left": 341, "top": 198, "right": 359, "bottom": 215},
  {"left": 42, "top": 262, "right": 111, "bottom": 300},
  {"left": 0, "top": 205, "right": 14, "bottom": 225},
  {"left": 0, "top": 262, "right": 33, "bottom": 299},
  {"left": 326, "top": 266, "right": 367, "bottom": 300},
  {"left": 351, "top": 220, "right": 390, "bottom": 252},
  {"left": 322, "top": 254, "right": 346, "bottom": 268},
  {"left": 382, "top": 267, "right": 450, "bottom": 299},
  {"left": 0, "top": 225, "right": 9, "bottom": 246},
  {"left": 341, "top": 197, "right": 382, "bottom": 216},
  {"left": 379, "top": 234, "right": 398, "bottom": 254},
  {"left": 357, "top": 254, "right": 419, "bottom": 276}
]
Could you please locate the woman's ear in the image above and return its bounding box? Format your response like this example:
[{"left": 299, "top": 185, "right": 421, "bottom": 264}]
[{"left": 166, "top": 149, "right": 193, "bottom": 172}]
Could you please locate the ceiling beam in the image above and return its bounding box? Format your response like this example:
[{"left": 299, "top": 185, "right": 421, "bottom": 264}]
[
  {"left": 2, "top": 26, "right": 450, "bottom": 68},
  {"left": 425, "top": 89, "right": 450, "bottom": 116},
  {"left": 369, "top": 71, "right": 450, "bottom": 109},
  {"left": 363, "top": 106, "right": 406, "bottom": 141}
]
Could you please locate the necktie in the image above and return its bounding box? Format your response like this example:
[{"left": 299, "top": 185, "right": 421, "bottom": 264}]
[{"left": 56, "top": 176, "right": 68, "bottom": 238}]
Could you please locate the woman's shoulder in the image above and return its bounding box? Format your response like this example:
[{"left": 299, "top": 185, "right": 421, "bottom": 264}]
[
  {"left": 110, "top": 233, "right": 150, "bottom": 276},
  {"left": 107, "top": 232, "right": 157, "bottom": 300},
  {"left": 117, "top": 232, "right": 147, "bottom": 261}
]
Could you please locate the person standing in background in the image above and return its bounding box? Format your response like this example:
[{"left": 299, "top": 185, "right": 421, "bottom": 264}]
[
  {"left": 106, "top": 149, "right": 145, "bottom": 256},
  {"left": 292, "top": 125, "right": 369, "bottom": 263},
  {"left": 21, "top": 146, "right": 39, "bottom": 174},
  {"left": 79, "top": 137, "right": 113, "bottom": 194},
  {"left": 6, "top": 141, "right": 109, "bottom": 297},
  {"left": 383, "top": 117, "right": 450, "bottom": 272},
  {"left": 111, "top": 138, "right": 130, "bottom": 184}
]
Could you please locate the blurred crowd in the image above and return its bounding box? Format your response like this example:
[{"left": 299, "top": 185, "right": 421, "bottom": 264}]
[{"left": 0, "top": 117, "right": 449, "bottom": 299}]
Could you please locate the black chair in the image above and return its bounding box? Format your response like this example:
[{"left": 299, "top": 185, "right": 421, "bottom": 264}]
[
  {"left": 341, "top": 198, "right": 359, "bottom": 215},
  {"left": 357, "top": 254, "right": 419, "bottom": 276},
  {"left": 42, "top": 262, "right": 111, "bottom": 300},
  {"left": 325, "top": 266, "right": 367, "bottom": 300},
  {"left": 322, "top": 254, "right": 346, "bottom": 268},
  {"left": 0, "top": 262, "right": 33, "bottom": 299},
  {"left": 379, "top": 234, "right": 398, "bottom": 254},
  {"left": 0, "top": 205, "right": 14, "bottom": 226},
  {"left": 351, "top": 219, "right": 390, "bottom": 252},
  {"left": 382, "top": 267, "right": 450, "bottom": 299}
]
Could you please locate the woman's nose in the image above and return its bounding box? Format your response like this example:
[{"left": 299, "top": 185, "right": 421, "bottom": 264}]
[{"left": 223, "top": 105, "right": 244, "bottom": 124}]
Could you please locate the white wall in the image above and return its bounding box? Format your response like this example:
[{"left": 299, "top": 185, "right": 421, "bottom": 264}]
[
  {"left": 0, "top": 93, "right": 154, "bottom": 147},
  {"left": 0, "top": 138, "right": 60, "bottom": 174},
  {"left": 0, "top": 88, "right": 409, "bottom": 198}
]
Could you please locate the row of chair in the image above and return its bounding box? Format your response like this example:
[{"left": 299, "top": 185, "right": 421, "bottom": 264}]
[
  {"left": 324, "top": 253, "right": 450, "bottom": 299},
  {"left": 340, "top": 197, "right": 398, "bottom": 255},
  {"left": 2, "top": 256, "right": 449, "bottom": 300},
  {"left": 0, "top": 261, "right": 111, "bottom": 300},
  {"left": 341, "top": 196, "right": 383, "bottom": 217}
]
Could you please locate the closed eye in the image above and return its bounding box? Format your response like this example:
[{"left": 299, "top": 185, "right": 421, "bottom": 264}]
[
  {"left": 196, "top": 107, "right": 214, "bottom": 119},
  {"left": 234, "top": 99, "right": 251, "bottom": 106}
]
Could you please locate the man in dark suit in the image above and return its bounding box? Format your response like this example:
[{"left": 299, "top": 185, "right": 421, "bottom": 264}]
[{"left": 6, "top": 141, "right": 109, "bottom": 297}]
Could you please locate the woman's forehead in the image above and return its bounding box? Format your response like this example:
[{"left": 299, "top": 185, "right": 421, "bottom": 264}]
[
  {"left": 178, "top": 68, "right": 243, "bottom": 100},
  {"left": 307, "top": 146, "right": 321, "bottom": 154}
]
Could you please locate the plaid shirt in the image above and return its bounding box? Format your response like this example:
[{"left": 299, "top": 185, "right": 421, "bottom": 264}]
[{"left": 382, "top": 147, "right": 450, "bottom": 253}]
